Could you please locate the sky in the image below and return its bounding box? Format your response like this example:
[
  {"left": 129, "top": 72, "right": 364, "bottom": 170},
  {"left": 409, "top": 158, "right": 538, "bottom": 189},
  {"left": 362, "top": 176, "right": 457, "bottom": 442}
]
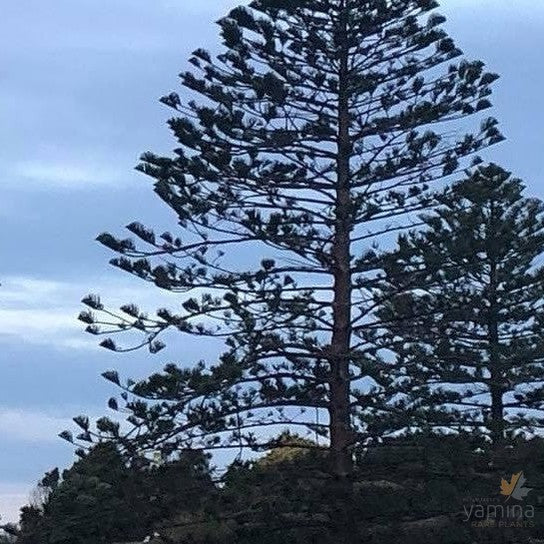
[{"left": 0, "top": 0, "right": 543, "bottom": 525}]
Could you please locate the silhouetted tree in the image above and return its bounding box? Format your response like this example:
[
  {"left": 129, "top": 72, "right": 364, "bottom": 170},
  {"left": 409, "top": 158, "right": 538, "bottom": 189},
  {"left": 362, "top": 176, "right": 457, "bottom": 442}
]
[
  {"left": 72, "top": 0, "right": 502, "bottom": 540},
  {"left": 15, "top": 444, "right": 212, "bottom": 544},
  {"left": 376, "top": 164, "right": 544, "bottom": 444},
  {"left": 153, "top": 433, "right": 544, "bottom": 544}
]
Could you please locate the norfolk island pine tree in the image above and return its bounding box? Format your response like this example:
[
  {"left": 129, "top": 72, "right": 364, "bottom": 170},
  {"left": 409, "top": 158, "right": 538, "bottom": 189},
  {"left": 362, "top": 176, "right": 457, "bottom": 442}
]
[
  {"left": 373, "top": 165, "right": 544, "bottom": 446},
  {"left": 66, "top": 0, "right": 503, "bottom": 540}
]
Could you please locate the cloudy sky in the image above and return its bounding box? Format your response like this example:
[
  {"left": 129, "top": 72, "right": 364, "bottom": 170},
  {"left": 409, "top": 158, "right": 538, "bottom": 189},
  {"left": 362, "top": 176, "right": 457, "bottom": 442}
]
[{"left": 1, "top": 0, "right": 542, "bottom": 524}]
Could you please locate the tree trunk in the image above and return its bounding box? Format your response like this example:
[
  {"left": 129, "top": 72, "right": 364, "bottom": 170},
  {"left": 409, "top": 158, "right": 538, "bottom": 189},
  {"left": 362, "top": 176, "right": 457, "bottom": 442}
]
[
  {"left": 328, "top": 2, "right": 357, "bottom": 542},
  {"left": 488, "top": 213, "right": 504, "bottom": 446},
  {"left": 489, "top": 305, "right": 504, "bottom": 445}
]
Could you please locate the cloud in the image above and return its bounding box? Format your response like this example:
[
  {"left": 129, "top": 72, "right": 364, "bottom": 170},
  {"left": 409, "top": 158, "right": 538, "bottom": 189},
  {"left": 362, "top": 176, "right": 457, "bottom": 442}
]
[
  {"left": 0, "top": 483, "right": 29, "bottom": 524},
  {"left": 0, "top": 276, "right": 180, "bottom": 351},
  {"left": 0, "top": 402, "right": 134, "bottom": 525},
  {"left": 1, "top": 0, "right": 244, "bottom": 57},
  {"left": 0, "top": 309, "right": 84, "bottom": 342},
  {"left": 446, "top": 0, "right": 536, "bottom": 6},
  {"left": 0, "top": 406, "right": 100, "bottom": 524},
  {"left": 440, "top": 0, "right": 544, "bottom": 20},
  {"left": 0, "top": 409, "right": 73, "bottom": 445},
  {"left": 158, "top": 0, "right": 244, "bottom": 13},
  {"left": 9, "top": 161, "right": 127, "bottom": 190},
  {"left": 0, "top": 277, "right": 94, "bottom": 350},
  {"left": 0, "top": 405, "right": 120, "bottom": 524}
]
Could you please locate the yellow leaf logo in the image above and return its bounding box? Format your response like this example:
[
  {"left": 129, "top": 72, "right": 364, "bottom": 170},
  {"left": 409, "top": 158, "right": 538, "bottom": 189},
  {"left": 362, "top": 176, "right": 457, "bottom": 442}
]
[{"left": 500, "top": 472, "right": 532, "bottom": 501}]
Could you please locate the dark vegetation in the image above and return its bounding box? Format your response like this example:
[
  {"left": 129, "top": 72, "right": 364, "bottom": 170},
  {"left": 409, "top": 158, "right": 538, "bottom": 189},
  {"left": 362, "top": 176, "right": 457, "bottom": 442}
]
[{"left": 7, "top": 435, "right": 544, "bottom": 543}]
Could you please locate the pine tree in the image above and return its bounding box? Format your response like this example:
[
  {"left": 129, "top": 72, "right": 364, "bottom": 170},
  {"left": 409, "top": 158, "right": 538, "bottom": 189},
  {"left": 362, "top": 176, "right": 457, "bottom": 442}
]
[
  {"left": 14, "top": 444, "right": 213, "bottom": 544},
  {"left": 72, "top": 0, "right": 501, "bottom": 539},
  {"left": 376, "top": 164, "right": 544, "bottom": 444}
]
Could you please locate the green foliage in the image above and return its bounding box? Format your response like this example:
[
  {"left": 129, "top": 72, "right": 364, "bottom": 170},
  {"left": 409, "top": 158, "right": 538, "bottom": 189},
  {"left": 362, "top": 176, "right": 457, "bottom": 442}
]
[
  {"left": 256, "top": 430, "right": 320, "bottom": 466},
  {"left": 74, "top": 0, "right": 501, "bottom": 468},
  {"left": 14, "top": 444, "right": 213, "bottom": 544},
  {"left": 375, "top": 164, "right": 544, "bottom": 442},
  {"left": 148, "top": 435, "right": 544, "bottom": 544},
  {"left": 0, "top": 527, "right": 17, "bottom": 544}
]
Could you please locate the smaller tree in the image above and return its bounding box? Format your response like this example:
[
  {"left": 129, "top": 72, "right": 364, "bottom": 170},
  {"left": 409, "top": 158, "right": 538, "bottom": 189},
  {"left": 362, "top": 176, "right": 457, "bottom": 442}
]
[
  {"left": 375, "top": 164, "right": 544, "bottom": 443},
  {"left": 0, "top": 527, "right": 17, "bottom": 544},
  {"left": 15, "top": 443, "right": 213, "bottom": 544}
]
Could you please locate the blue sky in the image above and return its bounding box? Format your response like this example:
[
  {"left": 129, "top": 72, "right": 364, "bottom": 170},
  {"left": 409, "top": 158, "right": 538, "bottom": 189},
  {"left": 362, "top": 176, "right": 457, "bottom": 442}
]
[{"left": 0, "top": 0, "right": 542, "bottom": 524}]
